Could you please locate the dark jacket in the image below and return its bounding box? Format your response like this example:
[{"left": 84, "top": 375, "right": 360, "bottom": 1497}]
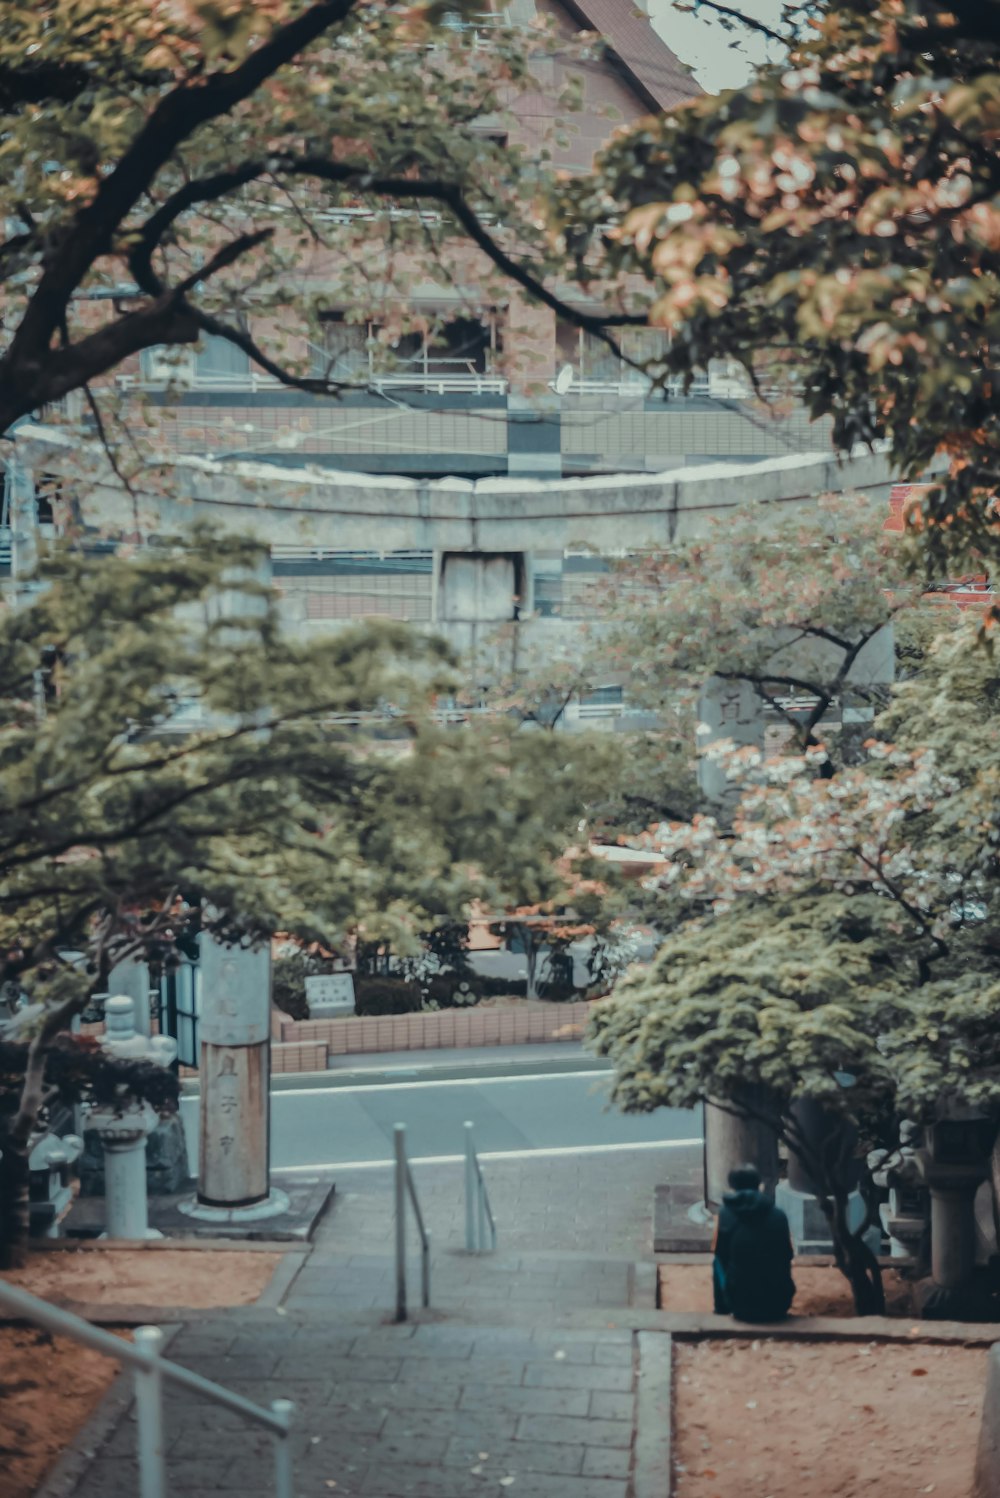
[{"left": 713, "top": 1189, "right": 795, "bottom": 1322}]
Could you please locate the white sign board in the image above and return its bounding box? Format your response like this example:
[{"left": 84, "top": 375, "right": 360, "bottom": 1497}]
[{"left": 305, "top": 974, "right": 355, "bottom": 1014}]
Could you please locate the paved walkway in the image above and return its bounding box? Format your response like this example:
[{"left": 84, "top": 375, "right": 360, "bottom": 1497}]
[{"left": 66, "top": 1142, "right": 702, "bottom": 1498}]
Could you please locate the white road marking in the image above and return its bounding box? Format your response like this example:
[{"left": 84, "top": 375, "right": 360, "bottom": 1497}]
[
  {"left": 266, "top": 1069, "right": 614, "bottom": 1097},
  {"left": 279, "top": 1136, "right": 704, "bottom": 1173}
]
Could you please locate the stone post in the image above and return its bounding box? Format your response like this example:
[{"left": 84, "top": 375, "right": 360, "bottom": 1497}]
[
  {"left": 195, "top": 935, "right": 273, "bottom": 1211},
  {"left": 929, "top": 1184, "right": 980, "bottom": 1288}
]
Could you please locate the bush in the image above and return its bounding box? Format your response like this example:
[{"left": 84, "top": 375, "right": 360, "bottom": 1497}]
[{"left": 354, "top": 978, "right": 423, "bottom": 1016}]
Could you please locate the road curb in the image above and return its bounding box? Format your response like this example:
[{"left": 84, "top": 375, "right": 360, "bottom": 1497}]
[{"left": 634, "top": 1331, "right": 672, "bottom": 1498}]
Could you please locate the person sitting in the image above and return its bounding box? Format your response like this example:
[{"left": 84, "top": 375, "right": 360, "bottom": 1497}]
[{"left": 712, "top": 1164, "right": 795, "bottom": 1322}]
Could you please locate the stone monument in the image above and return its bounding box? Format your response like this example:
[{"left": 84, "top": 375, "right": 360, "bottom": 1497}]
[{"left": 180, "top": 933, "right": 288, "bottom": 1223}]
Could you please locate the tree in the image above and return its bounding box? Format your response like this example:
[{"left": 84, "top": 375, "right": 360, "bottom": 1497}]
[
  {"left": 0, "top": 532, "right": 601, "bottom": 1262},
  {"left": 599, "top": 492, "right": 914, "bottom": 767},
  {"left": 564, "top": 0, "right": 1000, "bottom": 576},
  {"left": 0, "top": 0, "right": 638, "bottom": 443},
  {"left": 589, "top": 616, "right": 1000, "bottom": 1311},
  {"left": 414, "top": 717, "right": 621, "bottom": 999}
]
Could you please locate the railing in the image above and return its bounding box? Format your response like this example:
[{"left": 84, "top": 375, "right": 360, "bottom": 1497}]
[
  {"left": 464, "top": 1121, "right": 497, "bottom": 1254},
  {"left": 369, "top": 372, "right": 507, "bottom": 396},
  {"left": 393, "top": 1122, "right": 430, "bottom": 1322},
  {"left": 0, "top": 1279, "right": 295, "bottom": 1498}
]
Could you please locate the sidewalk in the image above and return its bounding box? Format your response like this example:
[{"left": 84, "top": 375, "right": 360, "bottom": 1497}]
[{"left": 58, "top": 1142, "right": 701, "bottom": 1498}]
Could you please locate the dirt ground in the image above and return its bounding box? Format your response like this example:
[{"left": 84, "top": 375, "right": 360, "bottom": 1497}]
[
  {"left": 0, "top": 1248, "right": 282, "bottom": 1498},
  {"left": 0, "top": 1328, "right": 131, "bottom": 1498},
  {"left": 659, "top": 1261, "right": 914, "bottom": 1317},
  {"left": 673, "top": 1340, "right": 986, "bottom": 1498},
  {"left": 3, "top": 1246, "right": 281, "bottom": 1306}
]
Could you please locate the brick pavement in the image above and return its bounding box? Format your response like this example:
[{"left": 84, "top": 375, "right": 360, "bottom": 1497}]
[{"left": 64, "top": 1143, "right": 701, "bottom": 1498}]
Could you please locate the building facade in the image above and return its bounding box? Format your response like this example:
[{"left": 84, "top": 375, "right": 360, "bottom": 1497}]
[{"left": 97, "top": 0, "right": 829, "bottom": 483}]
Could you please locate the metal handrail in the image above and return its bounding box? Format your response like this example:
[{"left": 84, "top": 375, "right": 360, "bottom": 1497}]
[
  {"left": 464, "top": 1122, "right": 497, "bottom": 1254},
  {"left": 0, "top": 1279, "right": 295, "bottom": 1498},
  {"left": 393, "top": 1122, "right": 430, "bottom": 1322}
]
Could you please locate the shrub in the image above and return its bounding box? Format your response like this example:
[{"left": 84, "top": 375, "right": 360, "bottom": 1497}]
[{"left": 354, "top": 978, "right": 423, "bottom": 1016}]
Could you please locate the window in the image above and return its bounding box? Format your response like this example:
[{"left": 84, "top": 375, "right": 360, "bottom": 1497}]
[
  {"left": 555, "top": 321, "right": 669, "bottom": 390},
  {"left": 139, "top": 331, "right": 251, "bottom": 387},
  {"left": 195, "top": 333, "right": 250, "bottom": 382},
  {"left": 314, "top": 312, "right": 501, "bottom": 388},
  {"left": 34, "top": 472, "right": 62, "bottom": 526}
]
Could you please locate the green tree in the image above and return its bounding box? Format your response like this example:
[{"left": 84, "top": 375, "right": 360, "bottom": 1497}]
[
  {"left": 600, "top": 492, "right": 914, "bottom": 767},
  {"left": 0, "top": 532, "right": 596, "bottom": 1262},
  {"left": 564, "top": 0, "right": 1000, "bottom": 576},
  {"left": 589, "top": 617, "right": 1000, "bottom": 1312}
]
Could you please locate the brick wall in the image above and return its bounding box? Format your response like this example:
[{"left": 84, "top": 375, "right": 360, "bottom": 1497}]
[
  {"left": 271, "top": 1039, "right": 329, "bottom": 1074},
  {"left": 279, "top": 1000, "right": 593, "bottom": 1059}
]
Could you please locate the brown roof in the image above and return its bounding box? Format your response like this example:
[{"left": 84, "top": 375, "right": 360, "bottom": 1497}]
[{"left": 559, "top": 0, "right": 701, "bottom": 112}]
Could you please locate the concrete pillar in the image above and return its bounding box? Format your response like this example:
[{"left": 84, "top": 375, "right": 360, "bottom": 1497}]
[
  {"left": 695, "top": 677, "right": 764, "bottom": 807},
  {"left": 704, "top": 1102, "right": 779, "bottom": 1210},
  {"left": 196, "top": 936, "right": 271, "bottom": 1210}
]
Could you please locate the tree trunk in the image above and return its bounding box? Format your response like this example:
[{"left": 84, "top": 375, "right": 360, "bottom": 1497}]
[
  {"left": 0, "top": 1131, "right": 31, "bottom": 1269},
  {"left": 827, "top": 1185, "right": 885, "bottom": 1316}
]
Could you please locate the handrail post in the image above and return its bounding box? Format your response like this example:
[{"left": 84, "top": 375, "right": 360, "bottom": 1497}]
[
  {"left": 464, "top": 1121, "right": 477, "bottom": 1252},
  {"left": 394, "top": 1123, "right": 407, "bottom": 1323},
  {"left": 133, "top": 1326, "right": 166, "bottom": 1498},
  {"left": 271, "top": 1398, "right": 295, "bottom": 1498},
  {"left": 421, "top": 1227, "right": 431, "bottom": 1309},
  {"left": 478, "top": 1169, "right": 487, "bottom": 1256}
]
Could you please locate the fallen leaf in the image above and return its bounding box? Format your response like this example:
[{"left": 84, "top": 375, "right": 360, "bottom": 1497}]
[{"left": 912, "top": 1368, "right": 928, "bottom": 1377}]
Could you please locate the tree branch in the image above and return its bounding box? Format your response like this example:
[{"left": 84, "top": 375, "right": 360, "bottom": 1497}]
[{"left": 5, "top": 0, "right": 362, "bottom": 371}]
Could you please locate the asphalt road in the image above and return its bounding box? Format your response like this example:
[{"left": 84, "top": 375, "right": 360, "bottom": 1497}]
[{"left": 180, "top": 1065, "right": 701, "bottom": 1172}]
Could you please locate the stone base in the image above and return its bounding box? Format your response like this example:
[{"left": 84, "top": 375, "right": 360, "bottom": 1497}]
[
  {"left": 178, "top": 1188, "right": 291, "bottom": 1224},
  {"left": 915, "top": 1273, "right": 1000, "bottom": 1322},
  {"left": 98, "top": 1227, "right": 164, "bottom": 1242},
  {"left": 65, "top": 1172, "right": 334, "bottom": 1243},
  {"left": 653, "top": 1184, "right": 715, "bottom": 1252},
  {"left": 776, "top": 1182, "right": 882, "bottom": 1257}
]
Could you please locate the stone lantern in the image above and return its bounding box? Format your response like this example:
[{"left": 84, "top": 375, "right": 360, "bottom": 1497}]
[
  {"left": 84, "top": 994, "right": 177, "bottom": 1239},
  {"left": 914, "top": 1112, "right": 995, "bottom": 1308}
]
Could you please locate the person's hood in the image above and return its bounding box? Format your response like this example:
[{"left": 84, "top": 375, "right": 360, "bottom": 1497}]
[{"left": 722, "top": 1189, "right": 770, "bottom": 1217}]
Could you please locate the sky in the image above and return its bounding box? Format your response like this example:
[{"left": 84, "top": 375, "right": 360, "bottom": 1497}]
[{"left": 648, "top": 0, "right": 787, "bottom": 91}]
